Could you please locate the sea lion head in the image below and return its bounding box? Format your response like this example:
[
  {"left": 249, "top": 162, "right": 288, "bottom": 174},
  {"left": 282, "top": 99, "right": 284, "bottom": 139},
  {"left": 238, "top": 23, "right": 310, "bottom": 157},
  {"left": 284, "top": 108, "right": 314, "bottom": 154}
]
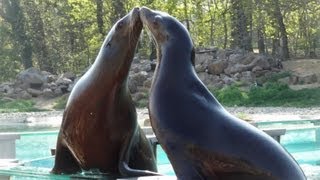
[
  {"left": 139, "top": 7, "right": 194, "bottom": 65},
  {"left": 98, "top": 7, "right": 143, "bottom": 75}
]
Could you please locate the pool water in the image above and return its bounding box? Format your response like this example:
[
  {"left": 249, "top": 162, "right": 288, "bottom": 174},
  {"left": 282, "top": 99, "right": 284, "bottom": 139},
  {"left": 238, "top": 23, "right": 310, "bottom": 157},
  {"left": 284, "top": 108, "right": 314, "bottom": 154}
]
[
  {"left": 256, "top": 120, "right": 320, "bottom": 166},
  {"left": 13, "top": 131, "right": 175, "bottom": 176},
  {"left": 2, "top": 121, "right": 320, "bottom": 179}
]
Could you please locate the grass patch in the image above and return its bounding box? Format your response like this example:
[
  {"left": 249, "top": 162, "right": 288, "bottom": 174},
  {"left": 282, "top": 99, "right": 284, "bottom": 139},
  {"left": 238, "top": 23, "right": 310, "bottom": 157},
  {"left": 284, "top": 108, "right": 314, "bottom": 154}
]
[
  {"left": 53, "top": 94, "right": 69, "bottom": 110},
  {"left": 211, "top": 83, "right": 320, "bottom": 107},
  {"left": 0, "top": 98, "right": 43, "bottom": 113}
]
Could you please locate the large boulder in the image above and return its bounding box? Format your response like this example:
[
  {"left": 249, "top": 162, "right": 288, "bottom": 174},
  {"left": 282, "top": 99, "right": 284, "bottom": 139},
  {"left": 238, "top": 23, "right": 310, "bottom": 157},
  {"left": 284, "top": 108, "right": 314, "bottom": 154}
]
[
  {"left": 207, "top": 60, "right": 228, "bottom": 75},
  {"left": 0, "top": 83, "right": 14, "bottom": 94},
  {"left": 130, "top": 71, "right": 149, "bottom": 87},
  {"left": 27, "top": 88, "right": 43, "bottom": 97},
  {"left": 16, "top": 68, "right": 47, "bottom": 90}
]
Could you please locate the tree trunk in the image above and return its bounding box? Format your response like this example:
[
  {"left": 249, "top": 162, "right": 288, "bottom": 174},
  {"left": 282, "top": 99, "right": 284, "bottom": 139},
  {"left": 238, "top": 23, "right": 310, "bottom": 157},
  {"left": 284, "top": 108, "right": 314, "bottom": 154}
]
[
  {"left": 256, "top": 0, "right": 265, "bottom": 54},
  {"left": 230, "top": 0, "right": 252, "bottom": 51},
  {"left": 111, "top": 0, "right": 126, "bottom": 24},
  {"left": 24, "top": 1, "right": 53, "bottom": 73},
  {"left": 0, "top": 0, "right": 33, "bottom": 69},
  {"left": 272, "top": 0, "right": 290, "bottom": 59},
  {"left": 95, "top": 0, "right": 104, "bottom": 36},
  {"left": 183, "top": 0, "right": 190, "bottom": 31}
]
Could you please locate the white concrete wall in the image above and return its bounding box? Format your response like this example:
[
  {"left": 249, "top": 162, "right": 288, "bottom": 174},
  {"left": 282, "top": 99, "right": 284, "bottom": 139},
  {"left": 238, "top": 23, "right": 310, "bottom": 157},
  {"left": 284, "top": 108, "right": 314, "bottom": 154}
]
[{"left": 0, "top": 133, "right": 20, "bottom": 159}]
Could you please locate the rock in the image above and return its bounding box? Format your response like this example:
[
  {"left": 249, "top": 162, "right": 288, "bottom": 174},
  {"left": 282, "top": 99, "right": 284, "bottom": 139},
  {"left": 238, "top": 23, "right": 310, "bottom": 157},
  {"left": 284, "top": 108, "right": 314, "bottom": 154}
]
[
  {"left": 195, "top": 53, "right": 213, "bottom": 65},
  {"left": 58, "top": 85, "right": 69, "bottom": 93},
  {"left": 61, "top": 72, "right": 76, "bottom": 81},
  {"left": 143, "top": 119, "right": 151, "bottom": 126},
  {"left": 0, "top": 83, "right": 14, "bottom": 94},
  {"left": 45, "top": 75, "right": 57, "bottom": 83},
  {"left": 241, "top": 53, "right": 256, "bottom": 65},
  {"left": 20, "top": 91, "right": 32, "bottom": 99},
  {"left": 254, "top": 70, "right": 270, "bottom": 77},
  {"left": 56, "top": 77, "right": 72, "bottom": 86},
  {"left": 130, "top": 71, "right": 148, "bottom": 87},
  {"left": 278, "top": 77, "right": 290, "bottom": 84},
  {"left": 252, "top": 66, "right": 263, "bottom": 72},
  {"left": 233, "top": 73, "right": 242, "bottom": 81},
  {"left": 16, "top": 67, "right": 47, "bottom": 90},
  {"left": 54, "top": 88, "right": 63, "bottom": 96},
  {"left": 131, "top": 60, "right": 153, "bottom": 73},
  {"left": 240, "top": 71, "right": 255, "bottom": 83},
  {"left": 143, "top": 78, "right": 153, "bottom": 89},
  {"left": 224, "top": 64, "right": 250, "bottom": 75},
  {"left": 128, "top": 79, "right": 138, "bottom": 94},
  {"left": 216, "top": 49, "right": 227, "bottom": 60},
  {"left": 195, "top": 64, "right": 207, "bottom": 73},
  {"left": 207, "top": 60, "right": 228, "bottom": 75},
  {"left": 228, "top": 53, "right": 244, "bottom": 64},
  {"left": 197, "top": 72, "right": 211, "bottom": 85},
  {"left": 132, "top": 92, "right": 147, "bottom": 102},
  {"left": 43, "top": 88, "right": 55, "bottom": 98},
  {"left": 252, "top": 55, "right": 271, "bottom": 70},
  {"left": 298, "top": 73, "right": 318, "bottom": 84},
  {"left": 289, "top": 76, "right": 299, "bottom": 85},
  {"left": 221, "top": 74, "right": 236, "bottom": 85},
  {"left": 27, "top": 88, "right": 42, "bottom": 97}
]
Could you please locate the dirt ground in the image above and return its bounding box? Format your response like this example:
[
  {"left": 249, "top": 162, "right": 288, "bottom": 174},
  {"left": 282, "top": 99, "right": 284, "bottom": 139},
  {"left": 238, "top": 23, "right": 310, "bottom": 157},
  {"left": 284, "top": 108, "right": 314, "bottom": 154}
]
[
  {"left": 282, "top": 59, "right": 320, "bottom": 90},
  {"left": 282, "top": 59, "right": 320, "bottom": 76}
]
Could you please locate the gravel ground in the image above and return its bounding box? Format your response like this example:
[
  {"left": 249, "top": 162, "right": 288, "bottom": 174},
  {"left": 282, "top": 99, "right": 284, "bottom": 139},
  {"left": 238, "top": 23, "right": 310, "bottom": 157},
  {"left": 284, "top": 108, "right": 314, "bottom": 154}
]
[{"left": 0, "top": 107, "right": 319, "bottom": 126}]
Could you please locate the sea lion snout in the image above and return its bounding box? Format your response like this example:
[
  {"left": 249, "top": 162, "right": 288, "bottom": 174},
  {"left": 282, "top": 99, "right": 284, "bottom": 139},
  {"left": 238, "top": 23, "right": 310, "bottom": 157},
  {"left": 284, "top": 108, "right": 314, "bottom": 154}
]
[{"left": 140, "top": 7, "right": 154, "bottom": 24}]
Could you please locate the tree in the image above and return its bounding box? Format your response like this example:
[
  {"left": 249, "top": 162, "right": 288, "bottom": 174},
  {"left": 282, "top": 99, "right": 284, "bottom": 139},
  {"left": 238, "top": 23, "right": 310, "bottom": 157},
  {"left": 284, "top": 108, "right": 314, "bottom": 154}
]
[
  {"left": 0, "top": 0, "right": 33, "bottom": 69},
  {"left": 270, "top": 0, "right": 290, "bottom": 59},
  {"left": 230, "top": 0, "right": 253, "bottom": 51},
  {"left": 95, "top": 0, "right": 104, "bottom": 36},
  {"left": 23, "top": 1, "right": 52, "bottom": 73}
]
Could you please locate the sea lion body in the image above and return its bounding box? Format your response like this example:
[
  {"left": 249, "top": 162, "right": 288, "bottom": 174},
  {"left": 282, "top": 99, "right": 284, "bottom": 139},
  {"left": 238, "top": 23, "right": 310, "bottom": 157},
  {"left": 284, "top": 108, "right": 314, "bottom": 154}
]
[
  {"left": 140, "top": 7, "right": 306, "bottom": 180},
  {"left": 52, "top": 8, "right": 158, "bottom": 177}
]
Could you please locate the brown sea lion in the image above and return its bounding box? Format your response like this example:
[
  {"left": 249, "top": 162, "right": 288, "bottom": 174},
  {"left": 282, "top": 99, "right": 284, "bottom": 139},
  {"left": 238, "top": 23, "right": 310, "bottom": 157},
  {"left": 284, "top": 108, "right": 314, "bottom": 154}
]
[
  {"left": 52, "top": 7, "right": 158, "bottom": 177},
  {"left": 140, "top": 7, "right": 306, "bottom": 180}
]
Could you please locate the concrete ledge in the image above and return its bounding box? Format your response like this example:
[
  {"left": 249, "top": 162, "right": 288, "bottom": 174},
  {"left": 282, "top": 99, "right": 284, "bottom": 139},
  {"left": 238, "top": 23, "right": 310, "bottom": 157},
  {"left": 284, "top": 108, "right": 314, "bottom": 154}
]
[
  {"left": 262, "top": 129, "right": 286, "bottom": 142},
  {"left": 0, "top": 133, "right": 20, "bottom": 159},
  {"left": 118, "top": 176, "right": 176, "bottom": 180},
  {"left": 0, "top": 159, "right": 19, "bottom": 167}
]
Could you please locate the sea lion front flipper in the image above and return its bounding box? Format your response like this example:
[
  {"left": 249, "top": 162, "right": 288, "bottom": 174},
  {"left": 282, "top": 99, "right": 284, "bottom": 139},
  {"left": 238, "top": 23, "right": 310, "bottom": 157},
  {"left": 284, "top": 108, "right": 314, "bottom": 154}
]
[
  {"left": 51, "top": 135, "right": 81, "bottom": 174},
  {"left": 118, "top": 126, "right": 161, "bottom": 177}
]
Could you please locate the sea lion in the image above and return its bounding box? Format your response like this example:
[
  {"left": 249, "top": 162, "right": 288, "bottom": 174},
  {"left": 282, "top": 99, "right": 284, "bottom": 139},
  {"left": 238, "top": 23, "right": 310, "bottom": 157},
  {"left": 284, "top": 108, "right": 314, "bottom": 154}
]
[
  {"left": 52, "top": 7, "right": 158, "bottom": 177},
  {"left": 140, "top": 7, "right": 306, "bottom": 180}
]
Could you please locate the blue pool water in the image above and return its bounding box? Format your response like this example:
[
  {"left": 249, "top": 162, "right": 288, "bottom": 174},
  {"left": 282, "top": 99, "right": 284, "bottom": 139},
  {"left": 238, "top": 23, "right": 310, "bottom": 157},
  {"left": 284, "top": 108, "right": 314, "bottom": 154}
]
[
  {"left": 2, "top": 120, "right": 320, "bottom": 178},
  {"left": 14, "top": 131, "right": 175, "bottom": 176}
]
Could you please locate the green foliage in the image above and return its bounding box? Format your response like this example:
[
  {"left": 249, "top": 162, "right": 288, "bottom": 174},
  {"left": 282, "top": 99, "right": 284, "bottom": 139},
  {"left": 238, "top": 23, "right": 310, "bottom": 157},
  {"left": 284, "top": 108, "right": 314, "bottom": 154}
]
[
  {"left": 213, "top": 85, "right": 248, "bottom": 106},
  {"left": 211, "top": 83, "right": 320, "bottom": 107},
  {"left": 0, "top": 0, "right": 319, "bottom": 81},
  {"left": 0, "top": 98, "right": 43, "bottom": 113},
  {"left": 53, "top": 94, "right": 69, "bottom": 110}
]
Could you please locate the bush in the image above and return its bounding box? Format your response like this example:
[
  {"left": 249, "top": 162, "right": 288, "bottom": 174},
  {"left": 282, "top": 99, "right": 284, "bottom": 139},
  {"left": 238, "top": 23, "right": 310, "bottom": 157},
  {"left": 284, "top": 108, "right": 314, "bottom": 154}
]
[
  {"left": 53, "top": 94, "right": 69, "bottom": 110},
  {"left": 210, "top": 82, "right": 320, "bottom": 107},
  {"left": 0, "top": 98, "right": 43, "bottom": 112},
  {"left": 213, "top": 85, "right": 248, "bottom": 106}
]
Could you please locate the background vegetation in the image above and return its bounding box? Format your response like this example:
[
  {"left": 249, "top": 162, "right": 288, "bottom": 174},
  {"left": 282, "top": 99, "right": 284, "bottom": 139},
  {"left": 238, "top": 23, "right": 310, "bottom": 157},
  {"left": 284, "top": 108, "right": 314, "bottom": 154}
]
[{"left": 0, "top": 0, "right": 319, "bottom": 82}]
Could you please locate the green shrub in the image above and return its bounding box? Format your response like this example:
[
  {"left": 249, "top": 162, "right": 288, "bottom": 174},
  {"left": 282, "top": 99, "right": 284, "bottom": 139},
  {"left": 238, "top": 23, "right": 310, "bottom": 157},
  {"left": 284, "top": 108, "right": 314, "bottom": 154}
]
[
  {"left": 210, "top": 82, "right": 320, "bottom": 107},
  {"left": 0, "top": 98, "right": 43, "bottom": 112},
  {"left": 53, "top": 94, "right": 69, "bottom": 110},
  {"left": 214, "top": 85, "right": 248, "bottom": 106}
]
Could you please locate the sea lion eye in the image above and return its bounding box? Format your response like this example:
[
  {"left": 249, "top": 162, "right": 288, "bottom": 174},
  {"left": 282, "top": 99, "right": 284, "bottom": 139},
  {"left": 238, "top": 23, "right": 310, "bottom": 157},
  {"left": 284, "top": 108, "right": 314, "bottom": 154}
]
[
  {"left": 117, "top": 21, "right": 124, "bottom": 29},
  {"left": 153, "top": 15, "right": 162, "bottom": 26}
]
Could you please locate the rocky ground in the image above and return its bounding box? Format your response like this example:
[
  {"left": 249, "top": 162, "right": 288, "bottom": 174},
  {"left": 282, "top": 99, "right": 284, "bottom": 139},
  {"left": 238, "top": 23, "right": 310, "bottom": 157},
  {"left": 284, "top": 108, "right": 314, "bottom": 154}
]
[
  {"left": 1, "top": 48, "right": 319, "bottom": 106},
  {"left": 0, "top": 107, "right": 319, "bottom": 128}
]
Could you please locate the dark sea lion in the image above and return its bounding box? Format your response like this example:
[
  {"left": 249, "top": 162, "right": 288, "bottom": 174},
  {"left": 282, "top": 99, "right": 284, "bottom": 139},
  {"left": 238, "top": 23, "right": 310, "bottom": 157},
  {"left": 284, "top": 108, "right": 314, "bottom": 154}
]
[
  {"left": 52, "top": 7, "right": 159, "bottom": 177},
  {"left": 140, "top": 7, "right": 306, "bottom": 180}
]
